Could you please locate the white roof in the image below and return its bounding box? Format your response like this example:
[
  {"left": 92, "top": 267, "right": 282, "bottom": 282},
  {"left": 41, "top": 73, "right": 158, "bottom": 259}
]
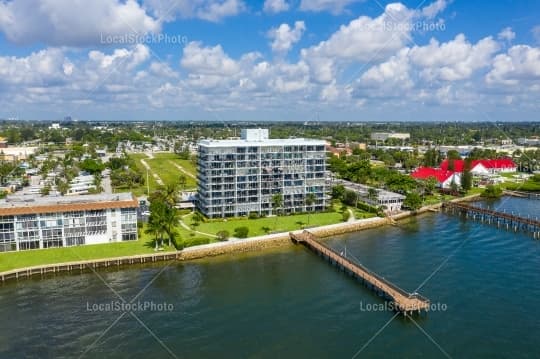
[{"left": 198, "top": 138, "right": 325, "bottom": 148}]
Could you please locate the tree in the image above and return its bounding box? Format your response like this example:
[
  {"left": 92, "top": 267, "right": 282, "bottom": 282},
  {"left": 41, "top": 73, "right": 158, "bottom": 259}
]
[
  {"left": 271, "top": 193, "right": 283, "bottom": 230},
  {"left": 331, "top": 185, "right": 345, "bottom": 200},
  {"left": 424, "top": 177, "right": 438, "bottom": 196},
  {"left": 79, "top": 158, "right": 105, "bottom": 175},
  {"left": 481, "top": 185, "right": 503, "bottom": 198},
  {"left": 234, "top": 226, "right": 249, "bottom": 238},
  {"left": 461, "top": 158, "right": 473, "bottom": 191},
  {"left": 447, "top": 150, "right": 462, "bottom": 160},
  {"left": 305, "top": 193, "right": 317, "bottom": 225},
  {"left": 178, "top": 174, "right": 187, "bottom": 190},
  {"left": 216, "top": 230, "right": 230, "bottom": 241},
  {"left": 403, "top": 192, "right": 422, "bottom": 211},
  {"left": 343, "top": 189, "right": 358, "bottom": 207},
  {"left": 163, "top": 206, "right": 180, "bottom": 247},
  {"left": 367, "top": 188, "right": 378, "bottom": 201}
]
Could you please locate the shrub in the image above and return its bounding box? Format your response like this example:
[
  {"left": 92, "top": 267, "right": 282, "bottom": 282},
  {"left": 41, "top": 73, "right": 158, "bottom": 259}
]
[
  {"left": 216, "top": 230, "right": 230, "bottom": 241},
  {"left": 342, "top": 210, "right": 351, "bottom": 222},
  {"left": 234, "top": 226, "right": 249, "bottom": 238},
  {"left": 248, "top": 211, "right": 259, "bottom": 219},
  {"left": 481, "top": 185, "right": 503, "bottom": 198}
]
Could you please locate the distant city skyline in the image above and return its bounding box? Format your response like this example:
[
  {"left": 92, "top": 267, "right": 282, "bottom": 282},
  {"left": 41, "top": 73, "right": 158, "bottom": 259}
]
[{"left": 0, "top": 0, "right": 539, "bottom": 122}]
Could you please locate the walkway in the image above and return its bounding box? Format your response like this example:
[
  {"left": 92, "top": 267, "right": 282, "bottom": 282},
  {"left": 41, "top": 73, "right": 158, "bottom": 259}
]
[
  {"left": 443, "top": 201, "right": 540, "bottom": 237},
  {"left": 170, "top": 161, "right": 196, "bottom": 179},
  {"left": 140, "top": 158, "right": 164, "bottom": 186},
  {"left": 290, "top": 230, "right": 430, "bottom": 314}
]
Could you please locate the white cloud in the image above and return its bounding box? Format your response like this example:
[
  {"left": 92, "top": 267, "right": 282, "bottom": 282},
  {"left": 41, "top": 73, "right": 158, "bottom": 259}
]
[
  {"left": 263, "top": 0, "right": 289, "bottom": 13},
  {"left": 181, "top": 42, "right": 240, "bottom": 75},
  {"left": 143, "top": 0, "right": 244, "bottom": 23},
  {"left": 421, "top": 0, "right": 449, "bottom": 19},
  {"left": 0, "top": 0, "right": 159, "bottom": 46},
  {"left": 197, "top": 0, "right": 245, "bottom": 22},
  {"left": 301, "top": 3, "right": 414, "bottom": 83},
  {"left": 498, "top": 27, "right": 516, "bottom": 42},
  {"left": 409, "top": 34, "right": 499, "bottom": 81},
  {"left": 486, "top": 45, "right": 540, "bottom": 85},
  {"left": 268, "top": 21, "right": 306, "bottom": 54},
  {"left": 299, "top": 0, "right": 362, "bottom": 14}
]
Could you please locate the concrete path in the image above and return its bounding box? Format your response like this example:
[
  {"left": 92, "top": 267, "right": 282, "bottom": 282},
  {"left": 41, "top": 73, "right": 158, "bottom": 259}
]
[
  {"left": 170, "top": 161, "right": 196, "bottom": 179},
  {"left": 179, "top": 214, "right": 218, "bottom": 239},
  {"left": 140, "top": 158, "right": 164, "bottom": 186}
]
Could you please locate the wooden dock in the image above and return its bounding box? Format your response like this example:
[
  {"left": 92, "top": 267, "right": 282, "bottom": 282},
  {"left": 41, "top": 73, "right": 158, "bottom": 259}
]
[
  {"left": 290, "top": 231, "right": 430, "bottom": 315},
  {"left": 443, "top": 201, "right": 540, "bottom": 238},
  {"left": 0, "top": 251, "right": 180, "bottom": 282},
  {"left": 504, "top": 190, "right": 540, "bottom": 200}
]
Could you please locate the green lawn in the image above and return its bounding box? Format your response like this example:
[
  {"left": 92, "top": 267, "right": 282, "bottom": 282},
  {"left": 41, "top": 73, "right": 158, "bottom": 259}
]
[
  {"left": 191, "top": 211, "right": 344, "bottom": 238},
  {"left": 503, "top": 180, "right": 540, "bottom": 192},
  {"left": 146, "top": 153, "right": 197, "bottom": 189},
  {"left": 0, "top": 230, "right": 174, "bottom": 272}
]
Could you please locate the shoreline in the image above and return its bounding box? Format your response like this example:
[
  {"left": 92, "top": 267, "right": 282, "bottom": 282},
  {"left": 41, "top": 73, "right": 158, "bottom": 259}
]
[{"left": 0, "top": 194, "right": 481, "bottom": 283}]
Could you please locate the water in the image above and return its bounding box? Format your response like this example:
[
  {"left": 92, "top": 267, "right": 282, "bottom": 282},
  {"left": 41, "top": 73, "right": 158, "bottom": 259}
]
[{"left": 0, "top": 197, "right": 539, "bottom": 358}]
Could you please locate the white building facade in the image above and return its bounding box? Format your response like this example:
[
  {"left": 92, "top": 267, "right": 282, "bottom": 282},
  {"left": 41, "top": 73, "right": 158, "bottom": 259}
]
[
  {"left": 197, "top": 129, "right": 327, "bottom": 218},
  {"left": 0, "top": 193, "right": 138, "bottom": 252}
]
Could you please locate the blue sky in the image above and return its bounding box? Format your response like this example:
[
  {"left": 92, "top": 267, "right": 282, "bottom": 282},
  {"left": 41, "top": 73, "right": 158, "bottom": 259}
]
[{"left": 0, "top": 0, "right": 539, "bottom": 122}]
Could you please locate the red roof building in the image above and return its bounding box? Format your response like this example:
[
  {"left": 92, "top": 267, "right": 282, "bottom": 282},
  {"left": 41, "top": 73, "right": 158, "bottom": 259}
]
[
  {"left": 411, "top": 167, "right": 461, "bottom": 188},
  {"left": 440, "top": 158, "right": 516, "bottom": 174}
]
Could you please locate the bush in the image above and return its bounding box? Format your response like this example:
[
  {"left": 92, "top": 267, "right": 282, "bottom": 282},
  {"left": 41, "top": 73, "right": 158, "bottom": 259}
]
[
  {"left": 481, "top": 185, "right": 503, "bottom": 198},
  {"left": 248, "top": 211, "right": 259, "bottom": 219},
  {"left": 216, "top": 230, "right": 230, "bottom": 241},
  {"left": 234, "top": 226, "right": 249, "bottom": 238},
  {"left": 342, "top": 210, "right": 351, "bottom": 222}
]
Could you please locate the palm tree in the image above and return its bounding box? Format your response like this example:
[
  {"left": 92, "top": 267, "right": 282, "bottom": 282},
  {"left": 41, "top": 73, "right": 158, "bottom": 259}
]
[
  {"left": 305, "top": 193, "right": 317, "bottom": 225},
  {"left": 163, "top": 206, "right": 180, "bottom": 247},
  {"left": 178, "top": 174, "right": 187, "bottom": 190},
  {"left": 367, "top": 188, "right": 378, "bottom": 202},
  {"left": 164, "top": 183, "right": 178, "bottom": 207},
  {"left": 145, "top": 218, "right": 163, "bottom": 250},
  {"left": 271, "top": 193, "right": 283, "bottom": 230}
]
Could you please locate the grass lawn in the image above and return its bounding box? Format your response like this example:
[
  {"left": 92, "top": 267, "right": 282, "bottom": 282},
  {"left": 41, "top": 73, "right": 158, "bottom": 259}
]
[
  {"left": 503, "top": 180, "right": 540, "bottom": 192},
  {"left": 146, "top": 153, "right": 197, "bottom": 189},
  {"left": 0, "top": 230, "right": 174, "bottom": 272},
  {"left": 191, "top": 211, "right": 344, "bottom": 238}
]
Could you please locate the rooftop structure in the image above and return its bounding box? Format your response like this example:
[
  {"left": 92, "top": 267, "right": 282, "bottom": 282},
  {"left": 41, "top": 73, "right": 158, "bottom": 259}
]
[
  {"left": 440, "top": 158, "right": 516, "bottom": 174},
  {"left": 411, "top": 167, "right": 461, "bottom": 189},
  {"left": 0, "top": 193, "right": 138, "bottom": 252},
  {"left": 333, "top": 179, "right": 405, "bottom": 213},
  {"left": 197, "top": 129, "right": 327, "bottom": 218},
  {"left": 371, "top": 132, "right": 411, "bottom": 142}
]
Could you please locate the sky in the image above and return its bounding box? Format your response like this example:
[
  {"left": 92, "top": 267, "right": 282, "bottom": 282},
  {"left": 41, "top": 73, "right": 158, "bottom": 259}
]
[{"left": 0, "top": 0, "right": 539, "bottom": 122}]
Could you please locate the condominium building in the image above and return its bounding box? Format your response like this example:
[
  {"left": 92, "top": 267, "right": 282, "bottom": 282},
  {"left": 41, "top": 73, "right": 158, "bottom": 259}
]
[
  {"left": 197, "top": 129, "right": 327, "bottom": 218},
  {"left": 0, "top": 193, "right": 138, "bottom": 252}
]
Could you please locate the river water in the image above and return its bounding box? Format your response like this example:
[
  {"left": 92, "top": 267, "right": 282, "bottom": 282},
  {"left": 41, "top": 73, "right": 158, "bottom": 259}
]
[{"left": 0, "top": 197, "right": 538, "bottom": 358}]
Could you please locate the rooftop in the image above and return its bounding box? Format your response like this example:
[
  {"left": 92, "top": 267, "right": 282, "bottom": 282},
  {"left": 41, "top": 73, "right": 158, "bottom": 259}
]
[
  {"left": 198, "top": 137, "right": 325, "bottom": 148},
  {"left": 0, "top": 193, "right": 138, "bottom": 216}
]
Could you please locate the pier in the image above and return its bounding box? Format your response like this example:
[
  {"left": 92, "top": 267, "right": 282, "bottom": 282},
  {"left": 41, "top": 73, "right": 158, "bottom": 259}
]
[
  {"left": 504, "top": 190, "right": 540, "bottom": 200},
  {"left": 290, "top": 231, "right": 430, "bottom": 315},
  {"left": 443, "top": 202, "right": 540, "bottom": 238}
]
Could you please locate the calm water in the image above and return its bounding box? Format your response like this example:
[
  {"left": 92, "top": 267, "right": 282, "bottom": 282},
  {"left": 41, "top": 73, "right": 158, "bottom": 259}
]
[{"left": 0, "top": 197, "right": 539, "bottom": 358}]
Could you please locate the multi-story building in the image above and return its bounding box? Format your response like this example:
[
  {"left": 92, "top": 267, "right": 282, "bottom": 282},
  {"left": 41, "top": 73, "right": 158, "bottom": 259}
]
[
  {"left": 197, "top": 129, "right": 327, "bottom": 218},
  {"left": 371, "top": 132, "right": 411, "bottom": 142},
  {"left": 0, "top": 193, "right": 138, "bottom": 252}
]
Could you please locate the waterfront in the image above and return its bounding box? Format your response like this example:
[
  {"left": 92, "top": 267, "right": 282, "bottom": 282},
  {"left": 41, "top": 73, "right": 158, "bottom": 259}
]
[{"left": 0, "top": 197, "right": 539, "bottom": 358}]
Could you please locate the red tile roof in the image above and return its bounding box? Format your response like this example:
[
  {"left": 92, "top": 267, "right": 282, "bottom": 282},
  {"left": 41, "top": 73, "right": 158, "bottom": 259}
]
[
  {"left": 440, "top": 158, "right": 516, "bottom": 172},
  {"left": 411, "top": 167, "right": 456, "bottom": 183}
]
